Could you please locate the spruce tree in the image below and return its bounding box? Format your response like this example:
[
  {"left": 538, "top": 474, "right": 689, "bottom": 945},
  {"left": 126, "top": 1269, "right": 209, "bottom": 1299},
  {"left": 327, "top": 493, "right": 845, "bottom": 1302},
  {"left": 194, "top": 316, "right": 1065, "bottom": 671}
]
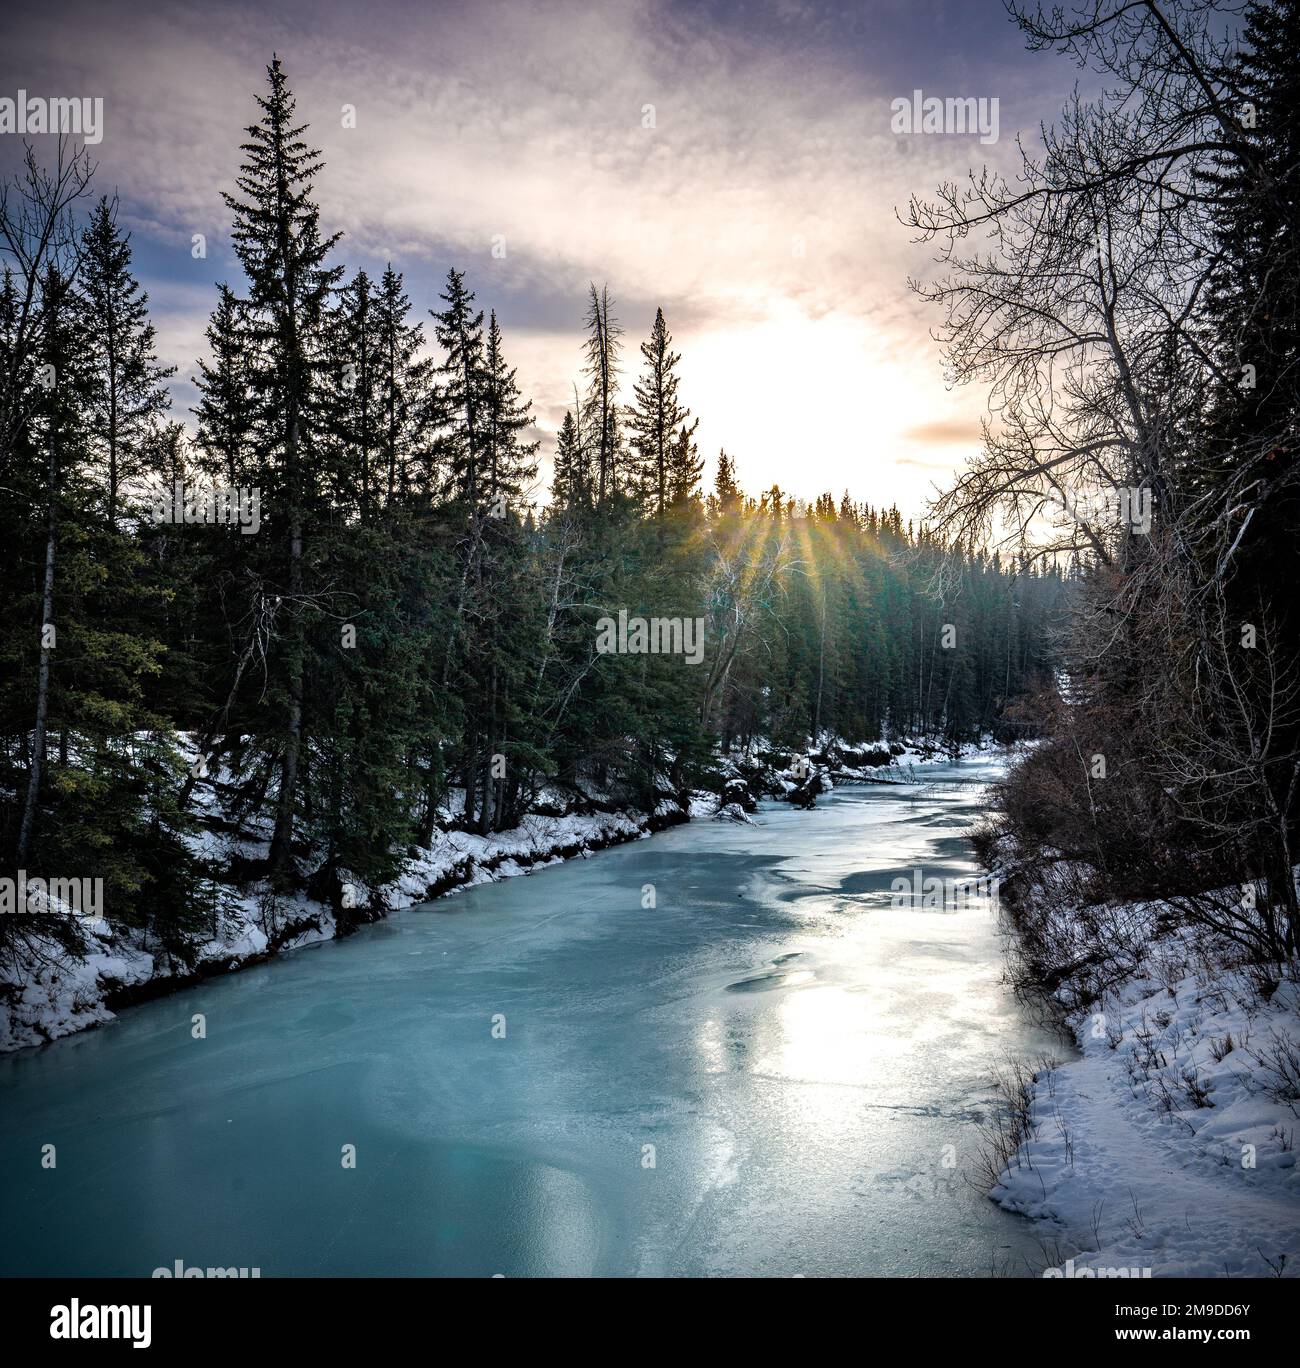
[
  {"left": 714, "top": 449, "right": 741, "bottom": 512},
  {"left": 1196, "top": 0, "right": 1300, "bottom": 925},
  {"left": 628, "top": 306, "right": 692, "bottom": 516},
  {"left": 374, "top": 265, "right": 438, "bottom": 506},
  {"left": 431, "top": 267, "right": 486, "bottom": 505},
  {"left": 665, "top": 418, "right": 703, "bottom": 508},
  {"left": 337, "top": 268, "right": 377, "bottom": 517},
  {"left": 13, "top": 266, "right": 89, "bottom": 868},
  {"left": 550, "top": 408, "right": 586, "bottom": 509},
  {"left": 220, "top": 54, "right": 343, "bottom": 881},
  {"left": 481, "top": 310, "right": 538, "bottom": 506},
  {"left": 582, "top": 283, "right": 622, "bottom": 507},
  {"left": 80, "top": 197, "right": 174, "bottom": 527},
  {"left": 1203, "top": 0, "right": 1300, "bottom": 476},
  {"left": 194, "top": 284, "right": 255, "bottom": 490}
]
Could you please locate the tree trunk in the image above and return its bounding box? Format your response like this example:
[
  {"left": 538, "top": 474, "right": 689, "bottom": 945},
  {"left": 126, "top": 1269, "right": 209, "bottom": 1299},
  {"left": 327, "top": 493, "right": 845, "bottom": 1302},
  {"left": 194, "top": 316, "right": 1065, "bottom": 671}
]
[
  {"left": 269, "top": 412, "right": 305, "bottom": 879},
  {"left": 16, "top": 432, "right": 58, "bottom": 865}
]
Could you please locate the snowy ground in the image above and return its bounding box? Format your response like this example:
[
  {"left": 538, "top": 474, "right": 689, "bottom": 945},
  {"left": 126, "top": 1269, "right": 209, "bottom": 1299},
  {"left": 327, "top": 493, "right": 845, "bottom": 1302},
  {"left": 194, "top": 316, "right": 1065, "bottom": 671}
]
[{"left": 991, "top": 919, "right": 1300, "bottom": 1277}]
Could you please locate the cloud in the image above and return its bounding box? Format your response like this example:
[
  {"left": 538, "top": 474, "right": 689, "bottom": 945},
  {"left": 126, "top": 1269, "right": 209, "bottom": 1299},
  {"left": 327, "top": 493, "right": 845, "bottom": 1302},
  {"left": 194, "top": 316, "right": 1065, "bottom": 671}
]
[
  {"left": 1, "top": 0, "right": 1061, "bottom": 510},
  {"left": 902, "top": 419, "right": 984, "bottom": 447}
]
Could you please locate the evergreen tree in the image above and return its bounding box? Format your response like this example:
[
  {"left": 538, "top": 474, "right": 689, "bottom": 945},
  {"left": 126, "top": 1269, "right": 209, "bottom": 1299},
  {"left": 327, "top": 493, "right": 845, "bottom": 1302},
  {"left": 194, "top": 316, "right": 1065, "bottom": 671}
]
[
  {"left": 582, "top": 283, "right": 623, "bottom": 507},
  {"left": 3, "top": 263, "right": 206, "bottom": 951},
  {"left": 80, "top": 197, "right": 174, "bottom": 527},
  {"left": 194, "top": 284, "right": 255, "bottom": 490},
  {"left": 1203, "top": 0, "right": 1300, "bottom": 476},
  {"left": 550, "top": 408, "right": 586, "bottom": 509},
  {"left": 714, "top": 449, "right": 741, "bottom": 512},
  {"left": 12, "top": 265, "right": 90, "bottom": 868},
  {"left": 431, "top": 267, "right": 486, "bottom": 505},
  {"left": 374, "top": 265, "right": 439, "bottom": 506},
  {"left": 220, "top": 54, "right": 343, "bottom": 880},
  {"left": 628, "top": 306, "right": 692, "bottom": 516},
  {"left": 481, "top": 310, "right": 538, "bottom": 507},
  {"left": 665, "top": 418, "right": 703, "bottom": 508},
  {"left": 325, "top": 268, "right": 382, "bottom": 520}
]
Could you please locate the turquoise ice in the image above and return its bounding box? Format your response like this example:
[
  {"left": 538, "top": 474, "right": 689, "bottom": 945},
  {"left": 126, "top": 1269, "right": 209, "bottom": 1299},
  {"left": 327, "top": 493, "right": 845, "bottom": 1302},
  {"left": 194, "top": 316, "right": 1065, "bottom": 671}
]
[{"left": 0, "top": 759, "right": 1064, "bottom": 1276}]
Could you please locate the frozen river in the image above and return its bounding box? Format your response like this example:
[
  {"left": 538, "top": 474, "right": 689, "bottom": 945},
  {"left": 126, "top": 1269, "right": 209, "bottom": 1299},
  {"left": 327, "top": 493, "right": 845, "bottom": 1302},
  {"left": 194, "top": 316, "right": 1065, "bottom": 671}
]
[{"left": 0, "top": 757, "right": 1066, "bottom": 1276}]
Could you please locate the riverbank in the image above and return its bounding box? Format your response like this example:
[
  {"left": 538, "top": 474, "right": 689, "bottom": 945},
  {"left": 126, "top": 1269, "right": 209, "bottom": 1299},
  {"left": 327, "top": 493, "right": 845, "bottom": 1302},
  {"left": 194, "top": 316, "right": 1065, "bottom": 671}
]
[
  {"left": 987, "top": 841, "right": 1300, "bottom": 1277},
  {"left": 0, "top": 733, "right": 998, "bottom": 1053}
]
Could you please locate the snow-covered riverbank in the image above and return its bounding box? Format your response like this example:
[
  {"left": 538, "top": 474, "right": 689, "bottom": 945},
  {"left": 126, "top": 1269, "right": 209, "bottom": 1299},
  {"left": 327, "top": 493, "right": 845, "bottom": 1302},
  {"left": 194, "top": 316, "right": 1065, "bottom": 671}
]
[
  {"left": 989, "top": 863, "right": 1300, "bottom": 1277},
  {"left": 0, "top": 805, "right": 683, "bottom": 1052}
]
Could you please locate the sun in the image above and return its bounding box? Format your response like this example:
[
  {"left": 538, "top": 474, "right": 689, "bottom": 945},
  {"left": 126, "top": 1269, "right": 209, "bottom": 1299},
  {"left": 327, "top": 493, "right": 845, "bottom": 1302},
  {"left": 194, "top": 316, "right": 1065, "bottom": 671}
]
[{"left": 677, "top": 298, "right": 973, "bottom": 510}]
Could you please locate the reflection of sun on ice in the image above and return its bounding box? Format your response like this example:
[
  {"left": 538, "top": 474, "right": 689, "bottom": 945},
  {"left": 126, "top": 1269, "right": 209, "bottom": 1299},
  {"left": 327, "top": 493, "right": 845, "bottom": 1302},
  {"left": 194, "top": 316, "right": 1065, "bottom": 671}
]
[
  {"left": 765, "top": 983, "right": 908, "bottom": 1088},
  {"left": 695, "top": 977, "right": 904, "bottom": 1091}
]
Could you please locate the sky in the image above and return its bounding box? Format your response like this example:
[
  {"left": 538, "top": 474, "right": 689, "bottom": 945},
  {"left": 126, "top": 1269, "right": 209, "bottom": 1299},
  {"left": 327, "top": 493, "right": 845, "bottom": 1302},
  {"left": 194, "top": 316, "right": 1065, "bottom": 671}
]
[{"left": 1, "top": 0, "right": 1070, "bottom": 515}]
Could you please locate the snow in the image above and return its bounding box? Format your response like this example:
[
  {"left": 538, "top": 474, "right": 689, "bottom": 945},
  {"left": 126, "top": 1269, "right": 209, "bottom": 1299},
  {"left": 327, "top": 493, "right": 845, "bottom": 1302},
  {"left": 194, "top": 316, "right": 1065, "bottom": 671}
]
[
  {"left": 991, "top": 926, "right": 1300, "bottom": 1277},
  {"left": 9, "top": 728, "right": 1292, "bottom": 1277}
]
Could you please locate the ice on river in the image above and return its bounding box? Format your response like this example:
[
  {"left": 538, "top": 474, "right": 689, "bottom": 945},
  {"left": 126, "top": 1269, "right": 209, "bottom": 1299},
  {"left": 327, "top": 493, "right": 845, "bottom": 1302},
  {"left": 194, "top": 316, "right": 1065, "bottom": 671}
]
[{"left": 0, "top": 758, "right": 1067, "bottom": 1277}]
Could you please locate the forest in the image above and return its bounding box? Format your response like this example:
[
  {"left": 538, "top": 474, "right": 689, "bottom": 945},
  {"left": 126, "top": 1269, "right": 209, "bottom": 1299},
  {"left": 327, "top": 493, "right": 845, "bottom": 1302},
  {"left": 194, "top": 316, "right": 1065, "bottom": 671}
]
[{"left": 0, "top": 57, "right": 1064, "bottom": 963}]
